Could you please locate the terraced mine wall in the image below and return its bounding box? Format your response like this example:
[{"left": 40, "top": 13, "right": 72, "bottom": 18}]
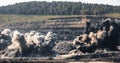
[{"left": 2, "top": 16, "right": 120, "bottom": 40}]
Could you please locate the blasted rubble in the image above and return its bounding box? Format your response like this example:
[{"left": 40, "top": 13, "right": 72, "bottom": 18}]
[{"left": 0, "top": 18, "right": 119, "bottom": 59}]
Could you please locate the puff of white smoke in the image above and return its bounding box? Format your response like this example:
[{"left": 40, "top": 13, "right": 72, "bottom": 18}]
[
  {"left": 45, "top": 31, "right": 52, "bottom": 41},
  {"left": 88, "top": 32, "right": 98, "bottom": 45},
  {"left": 45, "top": 31, "right": 57, "bottom": 43},
  {"left": 8, "top": 30, "right": 22, "bottom": 50},
  {"left": 25, "top": 32, "right": 35, "bottom": 47},
  {"left": 33, "top": 32, "right": 45, "bottom": 46},
  {"left": 12, "top": 30, "right": 21, "bottom": 39},
  {"left": 1, "top": 29, "right": 11, "bottom": 36},
  {"left": 8, "top": 30, "right": 27, "bottom": 56},
  {"left": 88, "top": 32, "right": 94, "bottom": 38},
  {"left": 25, "top": 31, "right": 45, "bottom": 47},
  {"left": 72, "top": 36, "right": 82, "bottom": 45},
  {"left": 1, "top": 30, "right": 25, "bottom": 58},
  {"left": 41, "top": 31, "right": 57, "bottom": 48},
  {"left": 24, "top": 31, "right": 35, "bottom": 45},
  {"left": 24, "top": 32, "right": 29, "bottom": 39},
  {"left": 73, "top": 38, "right": 78, "bottom": 45},
  {"left": 96, "top": 30, "right": 106, "bottom": 40},
  {"left": 81, "top": 34, "right": 88, "bottom": 42}
]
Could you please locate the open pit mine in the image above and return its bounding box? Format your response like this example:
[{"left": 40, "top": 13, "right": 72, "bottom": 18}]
[{"left": 0, "top": 17, "right": 120, "bottom": 63}]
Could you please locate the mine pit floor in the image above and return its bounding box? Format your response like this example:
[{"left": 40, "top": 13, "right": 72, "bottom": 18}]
[{"left": 0, "top": 51, "right": 120, "bottom": 63}]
